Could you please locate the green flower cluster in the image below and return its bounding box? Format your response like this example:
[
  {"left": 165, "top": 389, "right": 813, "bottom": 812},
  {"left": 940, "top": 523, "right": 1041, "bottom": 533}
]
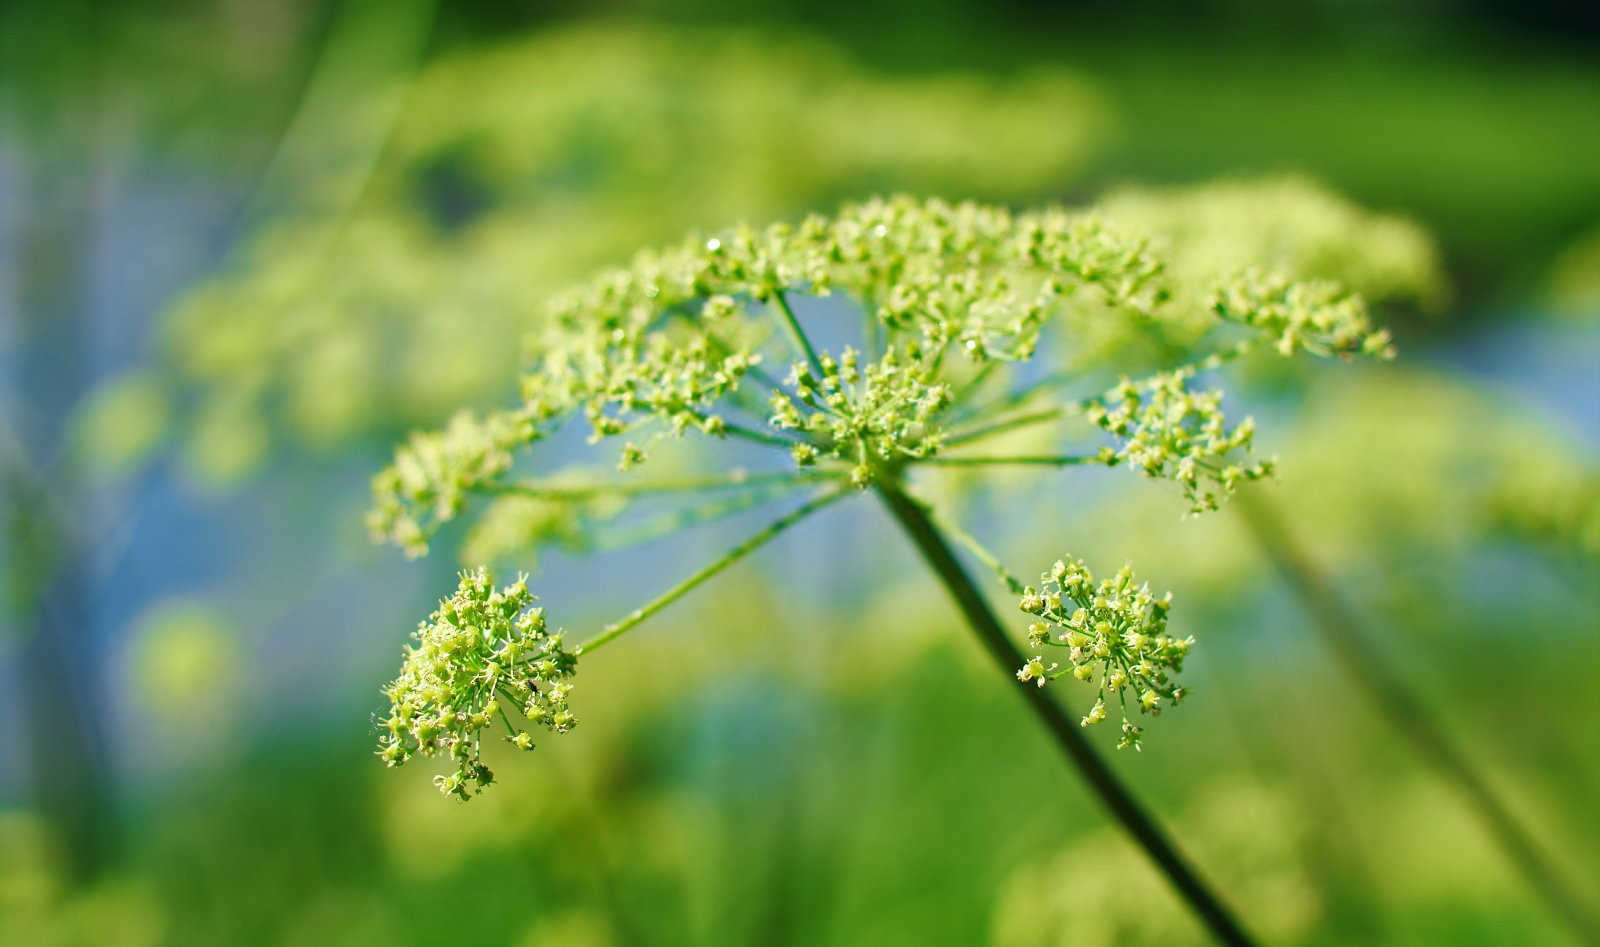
[
  {"left": 368, "top": 410, "right": 541, "bottom": 558},
  {"left": 1212, "top": 269, "right": 1395, "bottom": 359},
  {"left": 370, "top": 196, "right": 1169, "bottom": 551},
  {"left": 771, "top": 346, "right": 954, "bottom": 483},
  {"left": 1018, "top": 557, "right": 1191, "bottom": 750},
  {"left": 1096, "top": 175, "right": 1447, "bottom": 320},
  {"left": 377, "top": 568, "right": 577, "bottom": 799},
  {"left": 1088, "top": 369, "right": 1273, "bottom": 515},
  {"left": 361, "top": 194, "right": 1406, "bottom": 787}
]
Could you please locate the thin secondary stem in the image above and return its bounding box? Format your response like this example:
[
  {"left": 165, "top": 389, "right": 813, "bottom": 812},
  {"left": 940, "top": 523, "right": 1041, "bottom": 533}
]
[
  {"left": 701, "top": 413, "right": 814, "bottom": 449},
  {"left": 577, "top": 486, "right": 850, "bottom": 655},
  {"left": 942, "top": 406, "right": 1068, "bottom": 449},
  {"left": 876, "top": 486, "right": 1256, "bottom": 946},
  {"left": 1237, "top": 495, "right": 1600, "bottom": 944},
  {"left": 587, "top": 482, "right": 823, "bottom": 552},
  {"left": 771, "top": 289, "right": 825, "bottom": 379},
  {"left": 489, "top": 468, "right": 845, "bottom": 502},
  {"left": 919, "top": 454, "right": 1098, "bottom": 469},
  {"left": 863, "top": 300, "right": 884, "bottom": 363},
  {"left": 920, "top": 506, "right": 1028, "bottom": 596},
  {"left": 950, "top": 339, "right": 1260, "bottom": 437}
]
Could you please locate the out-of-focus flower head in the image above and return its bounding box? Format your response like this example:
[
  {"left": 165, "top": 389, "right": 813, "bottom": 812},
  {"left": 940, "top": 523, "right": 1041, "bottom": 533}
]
[{"left": 109, "top": 22, "right": 1112, "bottom": 486}]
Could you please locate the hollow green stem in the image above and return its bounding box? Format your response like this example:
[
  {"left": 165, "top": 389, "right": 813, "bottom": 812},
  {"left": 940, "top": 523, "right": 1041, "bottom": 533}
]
[
  {"left": 577, "top": 486, "right": 850, "bottom": 655},
  {"left": 876, "top": 485, "right": 1257, "bottom": 947},
  {"left": 1237, "top": 495, "right": 1600, "bottom": 944}
]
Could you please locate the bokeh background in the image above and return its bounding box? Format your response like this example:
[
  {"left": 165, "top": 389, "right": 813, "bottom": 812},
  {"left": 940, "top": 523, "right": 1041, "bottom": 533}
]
[{"left": 2, "top": 1, "right": 1598, "bottom": 944}]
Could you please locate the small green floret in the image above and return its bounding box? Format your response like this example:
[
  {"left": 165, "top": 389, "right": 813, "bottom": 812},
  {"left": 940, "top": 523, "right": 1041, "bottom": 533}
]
[
  {"left": 1016, "top": 557, "right": 1192, "bottom": 750},
  {"left": 376, "top": 568, "right": 577, "bottom": 799},
  {"left": 1087, "top": 368, "right": 1273, "bottom": 515}
]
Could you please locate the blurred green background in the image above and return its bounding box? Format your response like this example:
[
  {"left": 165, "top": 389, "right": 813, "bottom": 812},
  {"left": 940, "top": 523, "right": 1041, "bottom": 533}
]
[{"left": 2, "top": 0, "right": 1597, "bottom": 944}]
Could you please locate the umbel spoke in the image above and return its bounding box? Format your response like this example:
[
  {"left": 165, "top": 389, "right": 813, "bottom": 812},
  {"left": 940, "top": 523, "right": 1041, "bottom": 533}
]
[{"left": 578, "top": 486, "right": 850, "bottom": 655}]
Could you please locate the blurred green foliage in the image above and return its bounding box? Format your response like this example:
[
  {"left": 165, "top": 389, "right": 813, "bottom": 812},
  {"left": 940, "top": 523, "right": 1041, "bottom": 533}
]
[
  {"left": 134, "top": 20, "right": 1107, "bottom": 484},
  {"left": 4, "top": 2, "right": 1599, "bottom": 944},
  {"left": 1545, "top": 225, "right": 1600, "bottom": 320}
]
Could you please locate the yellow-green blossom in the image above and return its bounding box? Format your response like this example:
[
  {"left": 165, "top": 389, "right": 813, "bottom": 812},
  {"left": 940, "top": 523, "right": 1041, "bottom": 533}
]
[
  {"left": 377, "top": 568, "right": 577, "bottom": 799},
  {"left": 1017, "top": 557, "right": 1192, "bottom": 750}
]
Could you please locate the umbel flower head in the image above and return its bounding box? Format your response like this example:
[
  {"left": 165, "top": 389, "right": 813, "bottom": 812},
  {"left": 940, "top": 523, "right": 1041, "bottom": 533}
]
[
  {"left": 363, "top": 195, "right": 1401, "bottom": 796},
  {"left": 377, "top": 568, "right": 576, "bottom": 799},
  {"left": 368, "top": 196, "right": 1394, "bottom": 557},
  {"left": 1089, "top": 368, "right": 1273, "bottom": 515},
  {"left": 1018, "top": 557, "right": 1191, "bottom": 750}
]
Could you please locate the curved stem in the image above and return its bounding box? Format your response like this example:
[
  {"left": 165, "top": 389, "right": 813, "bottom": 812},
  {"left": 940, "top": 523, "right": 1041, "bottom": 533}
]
[
  {"left": 875, "top": 486, "right": 1257, "bottom": 946},
  {"left": 1237, "top": 495, "right": 1600, "bottom": 943}
]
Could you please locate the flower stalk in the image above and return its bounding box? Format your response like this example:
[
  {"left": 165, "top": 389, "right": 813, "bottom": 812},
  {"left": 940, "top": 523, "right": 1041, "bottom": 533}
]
[
  {"left": 876, "top": 484, "right": 1256, "bottom": 947},
  {"left": 578, "top": 486, "right": 851, "bottom": 655}
]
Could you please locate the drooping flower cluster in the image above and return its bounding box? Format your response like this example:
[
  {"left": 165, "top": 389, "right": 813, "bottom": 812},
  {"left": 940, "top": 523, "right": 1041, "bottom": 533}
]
[
  {"left": 1087, "top": 369, "right": 1274, "bottom": 514},
  {"left": 1017, "top": 557, "right": 1192, "bottom": 750},
  {"left": 377, "top": 568, "right": 577, "bottom": 799}
]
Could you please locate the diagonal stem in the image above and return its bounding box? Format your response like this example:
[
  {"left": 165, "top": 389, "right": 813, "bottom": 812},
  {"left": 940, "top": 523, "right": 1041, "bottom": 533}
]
[
  {"left": 585, "top": 481, "right": 829, "bottom": 552},
  {"left": 875, "top": 485, "right": 1257, "bottom": 946},
  {"left": 919, "top": 454, "right": 1098, "bottom": 469},
  {"left": 488, "top": 468, "right": 845, "bottom": 502},
  {"left": 1237, "top": 495, "right": 1600, "bottom": 944},
  {"left": 577, "top": 486, "right": 850, "bottom": 655},
  {"left": 770, "top": 289, "right": 826, "bottom": 379},
  {"left": 942, "top": 406, "right": 1068, "bottom": 449}
]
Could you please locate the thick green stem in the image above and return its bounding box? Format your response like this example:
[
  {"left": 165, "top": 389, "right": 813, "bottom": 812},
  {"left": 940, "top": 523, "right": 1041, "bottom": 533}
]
[
  {"left": 1238, "top": 495, "right": 1600, "bottom": 944},
  {"left": 578, "top": 486, "right": 849, "bottom": 655},
  {"left": 876, "top": 486, "right": 1256, "bottom": 946}
]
